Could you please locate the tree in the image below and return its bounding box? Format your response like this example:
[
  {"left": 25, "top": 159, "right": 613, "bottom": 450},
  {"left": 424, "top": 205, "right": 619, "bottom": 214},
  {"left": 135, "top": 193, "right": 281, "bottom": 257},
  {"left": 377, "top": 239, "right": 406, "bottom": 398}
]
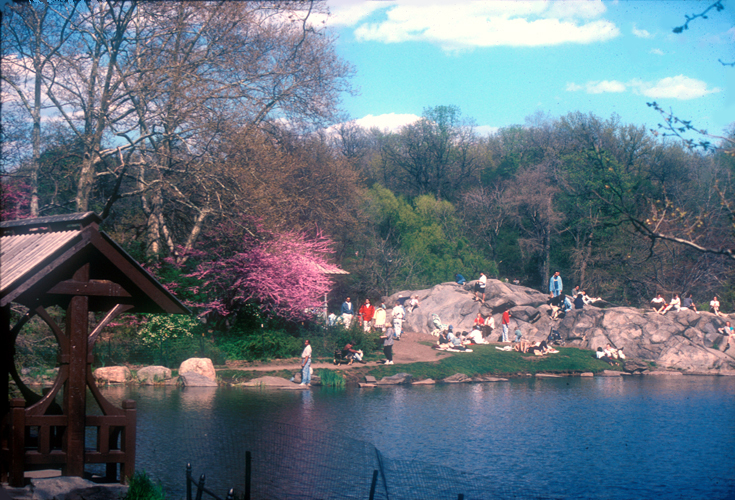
[
  {"left": 382, "top": 105, "right": 483, "bottom": 201},
  {"left": 185, "top": 227, "right": 338, "bottom": 322}
]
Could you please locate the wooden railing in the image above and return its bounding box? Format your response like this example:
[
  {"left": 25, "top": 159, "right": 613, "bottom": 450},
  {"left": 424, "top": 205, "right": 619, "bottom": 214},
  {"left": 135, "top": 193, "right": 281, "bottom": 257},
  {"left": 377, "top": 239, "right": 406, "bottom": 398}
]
[{"left": 0, "top": 398, "right": 136, "bottom": 486}]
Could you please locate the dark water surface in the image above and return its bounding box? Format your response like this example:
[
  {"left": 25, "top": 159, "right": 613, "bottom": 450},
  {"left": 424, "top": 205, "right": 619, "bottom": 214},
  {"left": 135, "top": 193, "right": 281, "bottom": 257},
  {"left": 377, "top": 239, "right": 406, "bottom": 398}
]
[{"left": 101, "top": 376, "right": 735, "bottom": 499}]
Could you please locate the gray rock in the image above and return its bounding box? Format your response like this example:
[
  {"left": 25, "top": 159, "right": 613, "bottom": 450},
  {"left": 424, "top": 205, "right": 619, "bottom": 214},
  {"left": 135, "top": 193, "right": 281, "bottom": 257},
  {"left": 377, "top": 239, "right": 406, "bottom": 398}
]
[
  {"left": 364, "top": 375, "right": 377, "bottom": 383},
  {"left": 376, "top": 372, "right": 413, "bottom": 385},
  {"left": 92, "top": 366, "right": 131, "bottom": 384},
  {"left": 412, "top": 378, "right": 436, "bottom": 385},
  {"left": 388, "top": 280, "right": 735, "bottom": 374},
  {"left": 180, "top": 372, "right": 218, "bottom": 387},
  {"left": 136, "top": 365, "right": 172, "bottom": 385},
  {"left": 26, "top": 477, "right": 127, "bottom": 500},
  {"left": 441, "top": 373, "right": 471, "bottom": 383}
]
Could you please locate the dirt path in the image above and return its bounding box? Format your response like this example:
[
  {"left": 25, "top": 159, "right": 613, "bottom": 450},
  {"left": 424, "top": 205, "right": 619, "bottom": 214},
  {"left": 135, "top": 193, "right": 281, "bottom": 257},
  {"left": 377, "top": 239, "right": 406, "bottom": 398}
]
[{"left": 222, "top": 330, "right": 450, "bottom": 372}]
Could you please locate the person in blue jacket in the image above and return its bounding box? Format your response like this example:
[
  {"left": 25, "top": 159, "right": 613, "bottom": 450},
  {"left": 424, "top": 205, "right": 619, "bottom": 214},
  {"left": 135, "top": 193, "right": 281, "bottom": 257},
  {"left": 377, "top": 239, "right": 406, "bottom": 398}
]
[{"left": 549, "top": 271, "right": 563, "bottom": 297}]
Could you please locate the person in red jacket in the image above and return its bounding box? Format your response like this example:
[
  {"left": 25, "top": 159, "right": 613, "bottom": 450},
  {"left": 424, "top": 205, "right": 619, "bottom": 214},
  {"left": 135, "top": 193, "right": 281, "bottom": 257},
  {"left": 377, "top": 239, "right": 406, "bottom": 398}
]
[
  {"left": 358, "top": 299, "right": 375, "bottom": 332},
  {"left": 502, "top": 310, "right": 512, "bottom": 343}
]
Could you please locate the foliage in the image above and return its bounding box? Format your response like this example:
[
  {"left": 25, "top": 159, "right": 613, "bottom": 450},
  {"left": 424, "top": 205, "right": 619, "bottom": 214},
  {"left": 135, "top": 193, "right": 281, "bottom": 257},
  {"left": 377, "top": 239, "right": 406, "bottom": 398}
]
[
  {"left": 0, "top": 177, "right": 30, "bottom": 221},
  {"left": 124, "top": 471, "right": 166, "bottom": 500},
  {"left": 315, "top": 369, "right": 346, "bottom": 388},
  {"left": 185, "top": 227, "right": 338, "bottom": 322},
  {"left": 216, "top": 330, "right": 305, "bottom": 362},
  {"left": 137, "top": 315, "right": 199, "bottom": 347}
]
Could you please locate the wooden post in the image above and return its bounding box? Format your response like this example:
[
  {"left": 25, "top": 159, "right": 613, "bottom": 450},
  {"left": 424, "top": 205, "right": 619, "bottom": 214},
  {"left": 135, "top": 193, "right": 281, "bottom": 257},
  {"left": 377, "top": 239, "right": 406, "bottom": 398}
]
[
  {"left": 9, "top": 398, "right": 26, "bottom": 487},
  {"left": 244, "top": 451, "right": 251, "bottom": 500},
  {"left": 1, "top": 305, "right": 9, "bottom": 419},
  {"left": 63, "top": 264, "right": 89, "bottom": 478},
  {"left": 121, "top": 400, "right": 136, "bottom": 481}
]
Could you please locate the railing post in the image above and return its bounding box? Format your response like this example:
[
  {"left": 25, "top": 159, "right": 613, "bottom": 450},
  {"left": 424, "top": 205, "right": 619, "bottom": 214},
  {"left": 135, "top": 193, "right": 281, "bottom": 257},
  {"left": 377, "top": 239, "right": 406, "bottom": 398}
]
[
  {"left": 121, "top": 400, "right": 136, "bottom": 483},
  {"left": 369, "top": 470, "right": 378, "bottom": 500},
  {"left": 225, "top": 489, "right": 235, "bottom": 500},
  {"left": 9, "top": 399, "right": 26, "bottom": 487},
  {"left": 186, "top": 463, "right": 192, "bottom": 500},
  {"left": 244, "top": 451, "right": 251, "bottom": 500},
  {"left": 195, "top": 473, "right": 206, "bottom": 500}
]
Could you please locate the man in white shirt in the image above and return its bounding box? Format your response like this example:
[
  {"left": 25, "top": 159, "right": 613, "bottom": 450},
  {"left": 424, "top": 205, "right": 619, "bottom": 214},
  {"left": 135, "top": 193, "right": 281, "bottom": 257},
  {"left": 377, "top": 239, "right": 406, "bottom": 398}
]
[
  {"left": 392, "top": 301, "right": 405, "bottom": 339},
  {"left": 475, "top": 272, "right": 487, "bottom": 302},
  {"left": 300, "top": 339, "right": 312, "bottom": 386}
]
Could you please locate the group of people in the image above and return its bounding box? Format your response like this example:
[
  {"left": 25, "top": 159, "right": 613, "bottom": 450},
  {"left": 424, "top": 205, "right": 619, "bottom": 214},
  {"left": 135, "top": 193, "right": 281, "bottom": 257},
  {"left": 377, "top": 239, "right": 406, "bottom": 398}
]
[
  {"left": 595, "top": 344, "right": 626, "bottom": 365},
  {"left": 651, "top": 293, "right": 725, "bottom": 316},
  {"left": 335, "top": 295, "right": 420, "bottom": 339}
]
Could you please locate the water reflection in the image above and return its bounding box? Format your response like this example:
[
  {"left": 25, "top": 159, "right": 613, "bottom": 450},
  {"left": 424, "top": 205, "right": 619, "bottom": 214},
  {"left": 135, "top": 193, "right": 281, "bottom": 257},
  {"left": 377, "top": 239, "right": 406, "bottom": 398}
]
[{"left": 104, "top": 376, "right": 735, "bottom": 499}]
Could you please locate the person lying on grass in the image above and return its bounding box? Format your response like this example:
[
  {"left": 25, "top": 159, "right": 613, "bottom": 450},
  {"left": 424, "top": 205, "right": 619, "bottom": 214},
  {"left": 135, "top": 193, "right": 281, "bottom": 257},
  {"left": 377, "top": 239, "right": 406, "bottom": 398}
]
[{"left": 513, "top": 340, "right": 557, "bottom": 355}]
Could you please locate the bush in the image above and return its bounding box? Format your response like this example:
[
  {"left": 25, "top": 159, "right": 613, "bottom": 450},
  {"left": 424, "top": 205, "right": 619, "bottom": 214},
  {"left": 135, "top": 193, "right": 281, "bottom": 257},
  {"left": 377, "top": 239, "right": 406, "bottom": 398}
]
[
  {"left": 217, "top": 330, "right": 304, "bottom": 361},
  {"left": 124, "top": 471, "right": 165, "bottom": 500}
]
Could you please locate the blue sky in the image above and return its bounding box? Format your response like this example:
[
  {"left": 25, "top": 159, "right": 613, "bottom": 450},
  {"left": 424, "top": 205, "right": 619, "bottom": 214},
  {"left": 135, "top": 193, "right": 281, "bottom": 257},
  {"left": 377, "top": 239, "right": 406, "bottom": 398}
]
[{"left": 319, "top": 0, "right": 734, "bottom": 138}]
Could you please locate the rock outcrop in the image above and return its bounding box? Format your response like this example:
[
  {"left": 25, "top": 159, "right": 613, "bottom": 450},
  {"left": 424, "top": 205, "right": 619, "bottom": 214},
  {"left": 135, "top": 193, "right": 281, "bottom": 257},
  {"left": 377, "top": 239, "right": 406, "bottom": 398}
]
[
  {"left": 179, "top": 357, "right": 216, "bottom": 381},
  {"left": 388, "top": 280, "right": 735, "bottom": 374},
  {"left": 136, "top": 365, "right": 172, "bottom": 385},
  {"left": 92, "top": 366, "right": 131, "bottom": 384}
]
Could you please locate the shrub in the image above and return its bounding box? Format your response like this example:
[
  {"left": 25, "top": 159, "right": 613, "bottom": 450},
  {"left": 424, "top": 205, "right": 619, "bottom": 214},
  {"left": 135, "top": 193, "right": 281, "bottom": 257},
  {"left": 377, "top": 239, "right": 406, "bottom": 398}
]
[{"left": 124, "top": 471, "right": 165, "bottom": 500}]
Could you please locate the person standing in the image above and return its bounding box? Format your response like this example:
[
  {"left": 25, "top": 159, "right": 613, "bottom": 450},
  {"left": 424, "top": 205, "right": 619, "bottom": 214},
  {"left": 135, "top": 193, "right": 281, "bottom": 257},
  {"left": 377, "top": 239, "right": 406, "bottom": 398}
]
[
  {"left": 475, "top": 272, "right": 487, "bottom": 302},
  {"left": 710, "top": 296, "right": 722, "bottom": 316},
  {"left": 300, "top": 339, "right": 312, "bottom": 386},
  {"left": 502, "top": 309, "right": 511, "bottom": 343},
  {"left": 380, "top": 326, "right": 396, "bottom": 364},
  {"left": 549, "top": 271, "right": 563, "bottom": 298},
  {"left": 358, "top": 299, "right": 375, "bottom": 332},
  {"left": 341, "top": 297, "right": 354, "bottom": 327},
  {"left": 392, "top": 301, "right": 405, "bottom": 339},
  {"left": 373, "top": 303, "right": 387, "bottom": 330}
]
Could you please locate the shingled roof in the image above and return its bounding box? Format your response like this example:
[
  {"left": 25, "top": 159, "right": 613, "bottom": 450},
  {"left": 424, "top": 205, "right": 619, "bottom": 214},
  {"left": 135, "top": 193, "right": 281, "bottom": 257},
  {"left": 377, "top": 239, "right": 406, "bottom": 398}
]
[{"left": 1, "top": 212, "right": 188, "bottom": 314}]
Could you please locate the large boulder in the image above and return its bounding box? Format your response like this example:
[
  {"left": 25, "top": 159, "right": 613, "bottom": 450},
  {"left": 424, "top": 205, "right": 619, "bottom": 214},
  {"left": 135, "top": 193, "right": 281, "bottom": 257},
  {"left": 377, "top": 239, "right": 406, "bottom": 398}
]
[
  {"left": 136, "top": 365, "right": 172, "bottom": 385},
  {"left": 179, "top": 357, "right": 216, "bottom": 381},
  {"left": 93, "top": 366, "right": 131, "bottom": 384},
  {"left": 388, "top": 279, "right": 735, "bottom": 374},
  {"left": 180, "top": 372, "right": 217, "bottom": 387}
]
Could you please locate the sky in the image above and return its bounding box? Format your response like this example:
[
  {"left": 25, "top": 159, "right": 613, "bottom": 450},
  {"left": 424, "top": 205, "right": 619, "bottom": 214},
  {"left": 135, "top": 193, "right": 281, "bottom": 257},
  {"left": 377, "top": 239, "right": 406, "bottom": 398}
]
[{"left": 318, "top": 0, "right": 735, "bottom": 138}]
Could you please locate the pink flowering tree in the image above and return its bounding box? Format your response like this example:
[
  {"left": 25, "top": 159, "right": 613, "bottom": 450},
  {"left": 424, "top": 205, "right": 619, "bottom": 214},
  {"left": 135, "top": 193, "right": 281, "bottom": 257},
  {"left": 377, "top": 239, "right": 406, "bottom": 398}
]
[
  {"left": 0, "top": 178, "right": 30, "bottom": 221},
  {"left": 186, "top": 228, "right": 338, "bottom": 323}
]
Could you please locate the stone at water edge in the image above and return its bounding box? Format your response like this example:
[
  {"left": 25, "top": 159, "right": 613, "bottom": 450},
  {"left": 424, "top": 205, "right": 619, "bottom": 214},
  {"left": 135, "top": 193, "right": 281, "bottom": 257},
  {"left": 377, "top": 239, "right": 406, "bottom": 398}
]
[
  {"left": 179, "top": 357, "right": 216, "bottom": 381},
  {"left": 136, "top": 365, "right": 172, "bottom": 384},
  {"left": 180, "top": 371, "right": 217, "bottom": 387},
  {"left": 376, "top": 373, "right": 413, "bottom": 385},
  {"left": 92, "top": 366, "right": 131, "bottom": 384}
]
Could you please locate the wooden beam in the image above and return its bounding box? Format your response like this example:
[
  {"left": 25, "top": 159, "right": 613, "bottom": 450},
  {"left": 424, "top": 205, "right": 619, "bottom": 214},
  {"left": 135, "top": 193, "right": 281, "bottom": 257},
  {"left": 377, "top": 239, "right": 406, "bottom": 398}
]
[{"left": 47, "top": 280, "right": 131, "bottom": 297}]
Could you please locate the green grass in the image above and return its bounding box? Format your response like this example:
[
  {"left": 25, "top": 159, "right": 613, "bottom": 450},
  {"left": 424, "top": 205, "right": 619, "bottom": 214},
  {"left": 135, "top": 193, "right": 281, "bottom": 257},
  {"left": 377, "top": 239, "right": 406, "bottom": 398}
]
[
  {"left": 316, "top": 368, "right": 346, "bottom": 388},
  {"left": 124, "top": 471, "right": 165, "bottom": 500},
  {"left": 367, "top": 345, "right": 619, "bottom": 380}
]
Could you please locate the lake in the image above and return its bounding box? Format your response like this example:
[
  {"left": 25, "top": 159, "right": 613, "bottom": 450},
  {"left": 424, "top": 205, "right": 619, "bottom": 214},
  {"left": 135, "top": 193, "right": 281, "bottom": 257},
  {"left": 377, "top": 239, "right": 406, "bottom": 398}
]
[{"left": 99, "top": 375, "right": 735, "bottom": 500}]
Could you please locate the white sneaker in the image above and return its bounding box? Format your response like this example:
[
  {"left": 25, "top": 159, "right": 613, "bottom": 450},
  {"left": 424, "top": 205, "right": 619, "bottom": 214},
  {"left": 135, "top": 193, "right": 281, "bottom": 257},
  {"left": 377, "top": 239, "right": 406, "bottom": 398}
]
[{"left": 387, "top": 361, "right": 394, "bottom": 365}]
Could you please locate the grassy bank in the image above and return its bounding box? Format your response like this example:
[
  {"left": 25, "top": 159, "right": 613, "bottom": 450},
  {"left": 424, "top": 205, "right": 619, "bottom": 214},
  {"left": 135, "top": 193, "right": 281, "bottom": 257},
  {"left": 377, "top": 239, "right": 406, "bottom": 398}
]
[{"left": 217, "top": 346, "right": 622, "bottom": 386}]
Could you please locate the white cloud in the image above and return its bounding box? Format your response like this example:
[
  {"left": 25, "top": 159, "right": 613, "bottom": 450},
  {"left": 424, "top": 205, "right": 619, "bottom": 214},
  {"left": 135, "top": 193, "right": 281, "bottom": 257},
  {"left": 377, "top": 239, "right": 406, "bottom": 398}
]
[
  {"left": 586, "top": 80, "right": 627, "bottom": 94},
  {"left": 314, "top": 0, "right": 388, "bottom": 28},
  {"left": 630, "top": 75, "right": 721, "bottom": 100},
  {"left": 632, "top": 25, "right": 652, "bottom": 38},
  {"left": 650, "top": 48, "right": 664, "bottom": 56},
  {"left": 565, "top": 75, "right": 720, "bottom": 100},
  {"left": 341, "top": 0, "right": 619, "bottom": 49},
  {"left": 352, "top": 113, "right": 421, "bottom": 131},
  {"left": 475, "top": 125, "right": 499, "bottom": 136}
]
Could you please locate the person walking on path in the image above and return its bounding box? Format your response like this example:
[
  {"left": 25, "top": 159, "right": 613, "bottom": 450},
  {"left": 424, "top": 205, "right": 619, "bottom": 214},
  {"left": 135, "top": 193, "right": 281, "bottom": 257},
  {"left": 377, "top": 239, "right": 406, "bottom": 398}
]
[
  {"left": 549, "top": 271, "right": 563, "bottom": 298},
  {"left": 373, "top": 304, "right": 387, "bottom": 330},
  {"left": 300, "top": 339, "right": 312, "bottom": 385},
  {"left": 502, "top": 310, "right": 511, "bottom": 343},
  {"left": 380, "top": 326, "right": 397, "bottom": 364},
  {"left": 358, "top": 299, "right": 375, "bottom": 332},
  {"left": 475, "top": 272, "right": 487, "bottom": 302},
  {"left": 341, "top": 297, "right": 354, "bottom": 327}
]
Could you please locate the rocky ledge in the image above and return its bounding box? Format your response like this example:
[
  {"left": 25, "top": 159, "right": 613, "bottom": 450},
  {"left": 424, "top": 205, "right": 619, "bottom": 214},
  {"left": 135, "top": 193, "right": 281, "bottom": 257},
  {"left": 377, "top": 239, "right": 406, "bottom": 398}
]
[{"left": 389, "top": 280, "right": 735, "bottom": 375}]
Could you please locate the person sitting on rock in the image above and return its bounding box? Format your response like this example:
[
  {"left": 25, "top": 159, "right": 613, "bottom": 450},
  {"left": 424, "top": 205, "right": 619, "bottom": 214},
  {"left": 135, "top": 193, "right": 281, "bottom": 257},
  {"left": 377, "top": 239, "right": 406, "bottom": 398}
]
[
  {"left": 710, "top": 296, "right": 722, "bottom": 316},
  {"left": 563, "top": 295, "right": 573, "bottom": 313},
  {"left": 651, "top": 294, "right": 666, "bottom": 314},
  {"left": 407, "top": 295, "right": 420, "bottom": 313},
  {"left": 473, "top": 313, "right": 485, "bottom": 330},
  {"left": 549, "top": 294, "right": 565, "bottom": 320},
  {"left": 681, "top": 293, "right": 699, "bottom": 314},
  {"left": 341, "top": 343, "right": 364, "bottom": 364},
  {"left": 662, "top": 294, "right": 680, "bottom": 314},
  {"left": 482, "top": 315, "right": 496, "bottom": 339},
  {"left": 719, "top": 321, "right": 733, "bottom": 352},
  {"left": 596, "top": 347, "right": 616, "bottom": 365},
  {"left": 455, "top": 273, "right": 467, "bottom": 285},
  {"left": 573, "top": 293, "right": 585, "bottom": 310}
]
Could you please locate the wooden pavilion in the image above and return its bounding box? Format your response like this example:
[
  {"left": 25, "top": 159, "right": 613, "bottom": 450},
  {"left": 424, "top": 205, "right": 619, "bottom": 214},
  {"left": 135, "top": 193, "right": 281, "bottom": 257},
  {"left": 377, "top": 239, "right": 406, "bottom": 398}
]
[{"left": 0, "top": 212, "right": 188, "bottom": 486}]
